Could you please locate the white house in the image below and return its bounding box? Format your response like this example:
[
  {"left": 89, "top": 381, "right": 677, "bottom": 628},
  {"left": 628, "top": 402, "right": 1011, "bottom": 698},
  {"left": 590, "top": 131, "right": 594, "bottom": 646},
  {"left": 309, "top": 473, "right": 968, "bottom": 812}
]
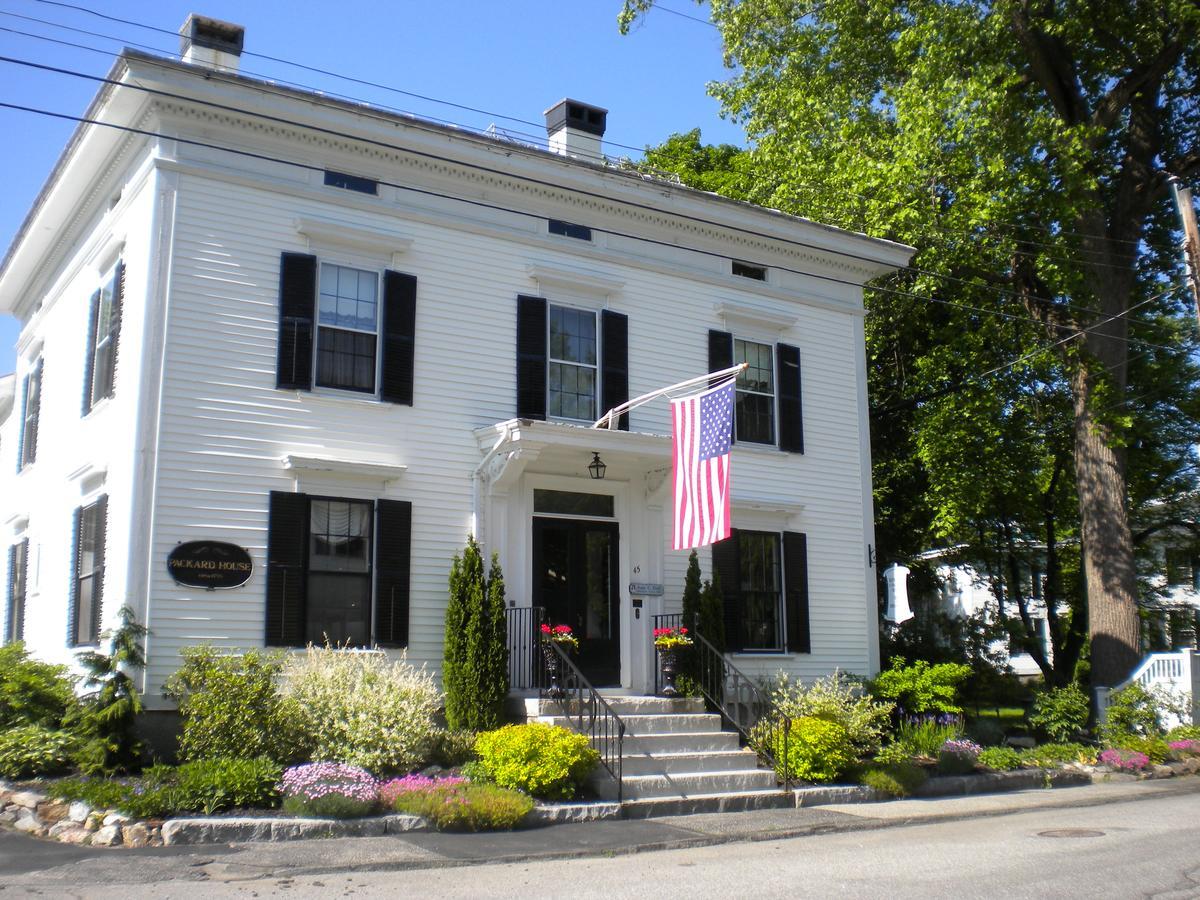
[{"left": 0, "top": 16, "right": 912, "bottom": 709}]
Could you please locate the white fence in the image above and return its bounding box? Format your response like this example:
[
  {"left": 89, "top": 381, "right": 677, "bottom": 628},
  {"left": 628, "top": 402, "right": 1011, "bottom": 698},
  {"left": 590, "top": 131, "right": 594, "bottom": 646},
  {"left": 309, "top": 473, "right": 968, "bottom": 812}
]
[{"left": 1095, "top": 650, "right": 1199, "bottom": 731}]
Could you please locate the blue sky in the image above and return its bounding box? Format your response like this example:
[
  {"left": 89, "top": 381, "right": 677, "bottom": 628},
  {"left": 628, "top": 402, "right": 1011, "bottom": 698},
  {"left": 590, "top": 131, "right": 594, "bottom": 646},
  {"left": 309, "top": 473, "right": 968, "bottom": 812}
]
[{"left": 0, "top": 0, "right": 741, "bottom": 373}]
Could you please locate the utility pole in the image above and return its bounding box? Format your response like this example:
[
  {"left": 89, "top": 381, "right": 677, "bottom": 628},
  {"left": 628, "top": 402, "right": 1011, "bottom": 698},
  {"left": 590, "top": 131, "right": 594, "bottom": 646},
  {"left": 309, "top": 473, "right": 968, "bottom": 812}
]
[{"left": 1170, "top": 176, "right": 1200, "bottom": 328}]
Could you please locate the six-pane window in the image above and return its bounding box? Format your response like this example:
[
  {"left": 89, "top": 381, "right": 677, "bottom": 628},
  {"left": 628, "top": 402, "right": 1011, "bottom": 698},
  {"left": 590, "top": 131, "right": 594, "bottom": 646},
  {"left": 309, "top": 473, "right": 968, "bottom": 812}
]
[
  {"left": 19, "top": 360, "right": 42, "bottom": 470},
  {"left": 317, "top": 263, "right": 378, "bottom": 393},
  {"left": 739, "top": 530, "right": 784, "bottom": 651},
  {"left": 307, "top": 499, "right": 373, "bottom": 645},
  {"left": 72, "top": 498, "right": 106, "bottom": 647},
  {"left": 548, "top": 304, "right": 597, "bottom": 421},
  {"left": 734, "top": 339, "right": 775, "bottom": 444}
]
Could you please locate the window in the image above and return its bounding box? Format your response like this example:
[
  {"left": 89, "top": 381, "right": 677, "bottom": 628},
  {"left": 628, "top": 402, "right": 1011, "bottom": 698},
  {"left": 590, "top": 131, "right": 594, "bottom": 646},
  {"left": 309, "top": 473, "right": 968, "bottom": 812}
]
[
  {"left": 548, "top": 304, "right": 597, "bottom": 420},
  {"left": 732, "top": 260, "right": 767, "bottom": 281},
  {"left": 323, "top": 171, "right": 379, "bottom": 195},
  {"left": 734, "top": 339, "right": 775, "bottom": 444},
  {"left": 5, "top": 539, "right": 28, "bottom": 645},
  {"left": 738, "top": 531, "right": 784, "bottom": 650},
  {"left": 1165, "top": 547, "right": 1199, "bottom": 590},
  {"left": 71, "top": 497, "right": 107, "bottom": 647},
  {"left": 317, "top": 263, "right": 379, "bottom": 393},
  {"left": 307, "top": 499, "right": 373, "bottom": 645},
  {"left": 549, "top": 219, "right": 592, "bottom": 241},
  {"left": 84, "top": 263, "right": 123, "bottom": 412},
  {"left": 18, "top": 359, "right": 42, "bottom": 470},
  {"left": 534, "top": 489, "right": 614, "bottom": 518}
]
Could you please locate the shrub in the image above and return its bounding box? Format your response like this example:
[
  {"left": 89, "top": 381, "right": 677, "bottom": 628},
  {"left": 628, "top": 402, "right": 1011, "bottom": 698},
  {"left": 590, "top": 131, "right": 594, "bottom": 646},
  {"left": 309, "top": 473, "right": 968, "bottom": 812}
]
[
  {"left": 0, "top": 643, "right": 78, "bottom": 730},
  {"left": 1021, "top": 742, "right": 1096, "bottom": 768},
  {"left": 964, "top": 716, "right": 1007, "bottom": 747},
  {"left": 1168, "top": 739, "right": 1200, "bottom": 758},
  {"left": 977, "top": 746, "right": 1025, "bottom": 771},
  {"left": 280, "top": 762, "right": 379, "bottom": 818},
  {"left": 859, "top": 760, "right": 927, "bottom": 798},
  {"left": 1111, "top": 734, "right": 1169, "bottom": 764},
  {"left": 165, "top": 647, "right": 304, "bottom": 763},
  {"left": 1167, "top": 724, "right": 1200, "bottom": 742},
  {"left": 937, "top": 738, "right": 982, "bottom": 775},
  {"left": 1028, "top": 684, "right": 1090, "bottom": 743},
  {"left": 47, "top": 776, "right": 130, "bottom": 810},
  {"left": 443, "top": 538, "right": 509, "bottom": 732},
  {"left": 891, "top": 716, "right": 963, "bottom": 758},
  {"left": 772, "top": 716, "right": 856, "bottom": 783},
  {"left": 69, "top": 607, "right": 146, "bottom": 774},
  {"left": 428, "top": 730, "right": 478, "bottom": 768},
  {"left": 474, "top": 723, "right": 599, "bottom": 800},
  {"left": 282, "top": 646, "right": 439, "bottom": 774},
  {"left": 379, "top": 774, "right": 467, "bottom": 807},
  {"left": 392, "top": 782, "right": 533, "bottom": 831},
  {"left": 1100, "top": 683, "right": 1163, "bottom": 742},
  {"left": 768, "top": 671, "right": 894, "bottom": 761},
  {"left": 869, "top": 657, "right": 971, "bottom": 717},
  {"left": 1098, "top": 748, "right": 1150, "bottom": 772},
  {"left": 0, "top": 725, "right": 78, "bottom": 778}
]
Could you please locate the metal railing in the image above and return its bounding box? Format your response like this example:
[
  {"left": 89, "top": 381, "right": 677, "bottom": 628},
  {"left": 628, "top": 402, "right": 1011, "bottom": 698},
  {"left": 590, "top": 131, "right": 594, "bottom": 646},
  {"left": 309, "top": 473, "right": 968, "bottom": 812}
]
[
  {"left": 505, "top": 606, "right": 546, "bottom": 691},
  {"left": 651, "top": 613, "right": 792, "bottom": 791},
  {"left": 541, "top": 639, "right": 627, "bottom": 802}
]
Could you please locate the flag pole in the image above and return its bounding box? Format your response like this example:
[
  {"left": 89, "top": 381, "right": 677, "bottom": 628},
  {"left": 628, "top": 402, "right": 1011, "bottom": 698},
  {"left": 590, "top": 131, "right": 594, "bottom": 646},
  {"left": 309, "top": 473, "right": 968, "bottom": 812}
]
[{"left": 592, "top": 362, "right": 747, "bottom": 430}]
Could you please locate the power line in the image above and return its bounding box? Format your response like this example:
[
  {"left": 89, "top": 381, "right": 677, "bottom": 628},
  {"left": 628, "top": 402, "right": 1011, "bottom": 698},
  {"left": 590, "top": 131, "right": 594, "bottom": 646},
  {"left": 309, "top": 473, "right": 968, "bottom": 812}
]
[{"left": 0, "top": 51, "right": 1178, "bottom": 331}]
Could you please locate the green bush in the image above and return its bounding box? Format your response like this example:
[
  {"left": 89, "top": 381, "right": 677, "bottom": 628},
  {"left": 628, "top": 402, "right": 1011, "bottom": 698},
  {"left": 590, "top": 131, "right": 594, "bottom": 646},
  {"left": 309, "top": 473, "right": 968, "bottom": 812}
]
[
  {"left": 768, "top": 671, "right": 894, "bottom": 761},
  {"left": 859, "top": 761, "right": 927, "bottom": 798},
  {"left": 165, "top": 647, "right": 305, "bottom": 763},
  {"left": 869, "top": 657, "right": 972, "bottom": 716},
  {"left": 69, "top": 606, "right": 146, "bottom": 774},
  {"left": 977, "top": 746, "right": 1025, "bottom": 771},
  {"left": 1020, "top": 742, "right": 1096, "bottom": 768},
  {"left": 964, "top": 717, "right": 1007, "bottom": 747},
  {"left": 47, "top": 776, "right": 130, "bottom": 810},
  {"left": 282, "top": 646, "right": 440, "bottom": 774},
  {"left": 1167, "top": 725, "right": 1200, "bottom": 741},
  {"left": 1101, "top": 683, "right": 1163, "bottom": 742},
  {"left": 891, "top": 718, "right": 962, "bottom": 758},
  {"left": 443, "top": 538, "right": 509, "bottom": 732},
  {"left": 772, "top": 716, "right": 856, "bottom": 783},
  {"left": 0, "top": 643, "right": 78, "bottom": 730},
  {"left": 282, "top": 793, "right": 376, "bottom": 819},
  {"left": 428, "top": 730, "right": 478, "bottom": 768},
  {"left": 1029, "top": 684, "right": 1090, "bottom": 743},
  {"left": 0, "top": 725, "right": 78, "bottom": 778},
  {"left": 392, "top": 782, "right": 533, "bottom": 831},
  {"left": 1111, "top": 734, "right": 1169, "bottom": 764},
  {"left": 474, "top": 723, "right": 599, "bottom": 800}
]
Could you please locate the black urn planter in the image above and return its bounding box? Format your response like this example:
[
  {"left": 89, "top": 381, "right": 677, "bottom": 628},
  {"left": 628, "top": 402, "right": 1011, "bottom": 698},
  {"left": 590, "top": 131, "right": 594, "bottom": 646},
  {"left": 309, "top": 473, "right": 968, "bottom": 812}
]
[
  {"left": 658, "top": 648, "right": 681, "bottom": 697},
  {"left": 543, "top": 647, "right": 566, "bottom": 699}
]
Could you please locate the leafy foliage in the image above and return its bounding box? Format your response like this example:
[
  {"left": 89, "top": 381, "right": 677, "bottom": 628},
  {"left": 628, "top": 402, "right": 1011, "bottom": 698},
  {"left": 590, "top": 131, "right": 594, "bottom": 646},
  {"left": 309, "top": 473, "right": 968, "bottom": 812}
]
[
  {"left": 1100, "top": 683, "right": 1164, "bottom": 743},
  {"left": 937, "top": 739, "right": 982, "bottom": 775},
  {"left": 698, "top": 573, "right": 725, "bottom": 652},
  {"left": 473, "top": 723, "right": 599, "bottom": 800},
  {"left": 0, "top": 725, "right": 78, "bottom": 778},
  {"left": 165, "top": 646, "right": 305, "bottom": 763},
  {"left": 69, "top": 606, "right": 146, "bottom": 774},
  {"left": 282, "top": 646, "right": 439, "bottom": 775},
  {"left": 977, "top": 746, "right": 1025, "bottom": 771},
  {"left": 768, "top": 671, "right": 893, "bottom": 760},
  {"left": 427, "top": 730, "right": 478, "bottom": 768},
  {"left": 1028, "top": 684, "right": 1090, "bottom": 743},
  {"left": 891, "top": 717, "right": 963, "bottom": 758},
  {"left": 870, "top": 658, "right": 971, "bottom": 716},
  {"left": 0, "top": 643, "right": 78, "bottom": 730},
  {"left": 392, "top": 782, "right": 533, "bottom": 831},
  {"left": 443, "top": 538, "right": 509, "bottom": 732},
  {"left": 1020, "top": 743, "right": 1096, "bottom": 768},
  {"left": 859, "top": 760, "right": 927, "bottom": 798},
  {"left": 772, "top": 716, "right": 856, "bottom": 784}
]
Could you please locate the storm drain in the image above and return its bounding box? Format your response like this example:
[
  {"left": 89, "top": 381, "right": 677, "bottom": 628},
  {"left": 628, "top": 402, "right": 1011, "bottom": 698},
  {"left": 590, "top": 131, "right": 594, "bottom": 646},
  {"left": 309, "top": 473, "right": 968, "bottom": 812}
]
[{"left": 1037, "top": 829, "right": 1106, "bottom": 838}]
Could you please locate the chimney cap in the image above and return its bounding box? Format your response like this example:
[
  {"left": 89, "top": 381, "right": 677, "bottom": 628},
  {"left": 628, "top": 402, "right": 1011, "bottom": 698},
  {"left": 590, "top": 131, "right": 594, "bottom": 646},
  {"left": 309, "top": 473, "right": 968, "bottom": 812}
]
[
  {"left": 544, "top": 99, "right": 607, "bottom": 138},
  {"left": 179, "top": 14, "right": 245, "bottom": 57}
]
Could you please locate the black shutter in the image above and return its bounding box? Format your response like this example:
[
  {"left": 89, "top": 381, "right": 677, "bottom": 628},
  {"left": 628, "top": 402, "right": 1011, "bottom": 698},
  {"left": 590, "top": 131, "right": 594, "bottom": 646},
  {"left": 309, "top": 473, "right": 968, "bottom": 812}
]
[
  {"left": 374, "top": 499, "right": 412, "bottom": 647},
  {"left": 600, "top": 309, "right": 629, "bottom": 430},
  {"left": 712, "top": 530, "right": 742, "bottom": 652},
  {"left": 516, "top": 295, "right": 547, "bottom": 420},
  {"left": 783, "top": 531, "right": 811, "bottom": 653},
  {"left": 5, "top": 543, "right": 16, "bottom": 644},
  {"left": 709, "top": 329, "right": 735, "bottom": 444},
  {"left": 106, "top": 262, "right": 125, "bottom": 399},
  {"left": 266, "top": 491, "right": 309, "bottom": 647},
  {"left": 90, "top": 495, "right": 108, "bottom": 646},
  {"left": 380, "top": 271, "right": 417, "bottom": 405},
  {"left": 15, "top": 374, "right": 27, "bottom": 474},
  {"left": 82, "top": 289, "right": 101, "bottom": 415},
  {"left": 777, "top": 342, "right": 804, "bottom": 454},
  {"left": 276, "top": 253, "right": 316, "bottom": 391},
  {"left": 67, "top": 506, "right": 82, "bottom": 646}
]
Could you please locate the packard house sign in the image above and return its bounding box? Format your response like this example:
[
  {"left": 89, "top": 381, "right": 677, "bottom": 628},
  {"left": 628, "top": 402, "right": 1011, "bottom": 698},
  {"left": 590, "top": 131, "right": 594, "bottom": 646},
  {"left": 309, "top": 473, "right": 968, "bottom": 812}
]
[{"left": 168, "top": 541, "right": 253, "bottom": 589}]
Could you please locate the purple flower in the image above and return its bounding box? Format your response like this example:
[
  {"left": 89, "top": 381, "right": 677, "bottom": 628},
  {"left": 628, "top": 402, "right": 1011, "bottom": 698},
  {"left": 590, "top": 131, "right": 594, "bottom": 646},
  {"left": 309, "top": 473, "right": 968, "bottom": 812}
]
[
  {"left": 279, "top": 762, "right": 379, "bottom": 804},
  {"left": 1098, "top": 749, "right": 1150, "bottom": 772},
  {"left": 940, "top": 739, "right": 982, "bottom": 759}
]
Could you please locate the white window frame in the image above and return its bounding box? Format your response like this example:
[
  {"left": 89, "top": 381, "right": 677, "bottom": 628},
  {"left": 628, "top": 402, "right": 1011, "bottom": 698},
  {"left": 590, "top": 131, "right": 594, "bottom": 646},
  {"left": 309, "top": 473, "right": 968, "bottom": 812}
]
[
  {"left": 733, "top": 337, "right": 776, "bottom": 446},
  {"left": 85, "top": 263, "right": 121, "bottom": 412},
  {"left": 547, "top": 302, "right": 599, "bottom": 423},
  {"left": 314, "top": 260, "right": 383, "bottom": 396}
]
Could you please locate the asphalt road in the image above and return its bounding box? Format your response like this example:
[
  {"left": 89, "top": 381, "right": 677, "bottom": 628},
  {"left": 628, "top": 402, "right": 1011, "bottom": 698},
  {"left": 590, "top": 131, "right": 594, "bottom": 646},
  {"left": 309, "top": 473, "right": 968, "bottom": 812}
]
[{"left": 1, "top": 781, "right": 1198, "bottom": 898}]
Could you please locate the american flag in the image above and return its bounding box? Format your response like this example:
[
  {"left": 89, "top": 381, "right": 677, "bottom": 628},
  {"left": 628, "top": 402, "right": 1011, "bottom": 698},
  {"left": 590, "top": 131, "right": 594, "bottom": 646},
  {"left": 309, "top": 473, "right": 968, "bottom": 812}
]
[{"left": 671, "top": 379, "right": 734, "bottom": 550}]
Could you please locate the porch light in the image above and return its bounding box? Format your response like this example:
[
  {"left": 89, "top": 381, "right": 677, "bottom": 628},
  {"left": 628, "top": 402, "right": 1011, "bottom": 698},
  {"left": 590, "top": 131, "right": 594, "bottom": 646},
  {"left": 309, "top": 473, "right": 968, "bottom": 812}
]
[{"left": 588, "top": 451, "right": 607, "bottom": 480}]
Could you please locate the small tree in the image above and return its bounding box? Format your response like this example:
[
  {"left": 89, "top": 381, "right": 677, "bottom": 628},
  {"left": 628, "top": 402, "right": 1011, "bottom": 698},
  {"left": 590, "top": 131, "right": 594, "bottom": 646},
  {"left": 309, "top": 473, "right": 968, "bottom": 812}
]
[
  {"left": 474, "top": 552, "right": 509, "bottom": 730},
  {"left": 699, "top": 573, "right": 726, "bottom": 652},
  {"left": 681, "top": 550, "right": 702, "bottom": 634},
  {"left": 70, "top": 606, "right": 146, "bottom": 774},
  {"left": 443, "top": 537, "right": 509, "bottom": 731}
]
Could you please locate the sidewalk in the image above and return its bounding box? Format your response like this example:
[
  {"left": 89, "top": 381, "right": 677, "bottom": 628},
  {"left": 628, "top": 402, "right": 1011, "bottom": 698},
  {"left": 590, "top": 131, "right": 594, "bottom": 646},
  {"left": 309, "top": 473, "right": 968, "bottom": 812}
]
[{"left": 2, "top": 776, "right": 1198, "bottom": 887}]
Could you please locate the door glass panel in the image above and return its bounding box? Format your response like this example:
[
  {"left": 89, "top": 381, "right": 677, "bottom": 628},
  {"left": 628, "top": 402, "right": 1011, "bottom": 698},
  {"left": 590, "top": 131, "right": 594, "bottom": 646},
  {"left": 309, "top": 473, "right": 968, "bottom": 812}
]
[
  {"left": 583, "top": 529, "right": 612, "bottom": 640},
  {"left": 533, "top": 490, "right": 614, "bottom": 518}
]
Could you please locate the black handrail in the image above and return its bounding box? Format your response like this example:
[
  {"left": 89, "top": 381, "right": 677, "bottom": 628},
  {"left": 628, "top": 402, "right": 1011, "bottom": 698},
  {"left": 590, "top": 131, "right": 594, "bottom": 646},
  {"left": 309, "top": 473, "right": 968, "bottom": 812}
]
[
  {"left": 541, "top": 640, "right": 627, "bottom": 802},
  {"left": 505, "top": 606, "right": 546, "bottom": 690},
  {"left": 651, "top": 613, "right": 792, "bottom": 791}
]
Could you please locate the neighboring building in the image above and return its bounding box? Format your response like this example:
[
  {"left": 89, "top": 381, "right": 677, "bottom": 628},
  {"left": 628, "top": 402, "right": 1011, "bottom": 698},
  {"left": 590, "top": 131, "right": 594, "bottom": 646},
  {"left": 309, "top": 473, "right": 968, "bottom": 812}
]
[
  {"left": 0, "top": 16, "right": 912, "bottom": 708},
  {"left": 1141, "top": 537, "right": 1200, "bottom": 651}
]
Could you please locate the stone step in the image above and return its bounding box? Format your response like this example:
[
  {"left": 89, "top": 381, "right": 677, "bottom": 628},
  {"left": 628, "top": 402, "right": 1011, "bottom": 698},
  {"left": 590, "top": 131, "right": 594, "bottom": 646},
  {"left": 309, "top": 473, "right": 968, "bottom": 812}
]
[
  {"left": 619, "top": 749, "right": 762, "bottom": 776},
  {"left": 617, "top": 731, "right": 742, "bottom": 754},
  {"left": 525, "top": 696, "right": 707, "bottom": 717},
  {"left": 536, "top": 713, "right": 724, "bottom": 736},
  {"left": 619, "top": 789, "right": 795, "bottom": 819},
  {"left": 599, "top": 769, "right": 781, "bottom": 801}
]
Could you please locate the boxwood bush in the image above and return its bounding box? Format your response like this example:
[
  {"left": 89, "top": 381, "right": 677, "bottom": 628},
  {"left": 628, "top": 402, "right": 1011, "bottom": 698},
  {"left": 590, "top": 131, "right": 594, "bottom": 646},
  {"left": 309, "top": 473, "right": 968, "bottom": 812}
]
[{"left": 474, "top": 723, "right": 599, "bottom": 800}]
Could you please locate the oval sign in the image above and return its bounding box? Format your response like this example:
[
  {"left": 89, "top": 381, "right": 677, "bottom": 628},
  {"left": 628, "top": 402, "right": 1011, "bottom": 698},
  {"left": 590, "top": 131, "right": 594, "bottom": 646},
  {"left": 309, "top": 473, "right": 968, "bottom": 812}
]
[{"left": 167, "top": 541, "right": 253, "bottom": 589}]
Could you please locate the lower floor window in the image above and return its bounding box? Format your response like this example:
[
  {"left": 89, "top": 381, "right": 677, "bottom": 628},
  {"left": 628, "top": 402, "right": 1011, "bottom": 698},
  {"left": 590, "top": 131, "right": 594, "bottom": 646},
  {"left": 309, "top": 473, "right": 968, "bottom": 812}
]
[
  {"left": 6, "top": 539, "right": 28, "bottom": 644},
  {"left": 307, "top": 499, "right": 372, "bottom": 646},
  {"left": 72, "top": 497, "right": 107, "bottom": 647},
  {"left": 739, "top": 530, "right": 784, "bottom": 650}
]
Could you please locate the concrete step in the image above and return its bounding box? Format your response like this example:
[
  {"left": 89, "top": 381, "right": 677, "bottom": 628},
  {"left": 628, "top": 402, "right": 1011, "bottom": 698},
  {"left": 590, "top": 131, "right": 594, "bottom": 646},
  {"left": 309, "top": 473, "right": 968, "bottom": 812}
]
[
  {"left": 619, "top": 749, "right": 762, "bottom": 776},
  {"left": 601, "top": 769, "right": 781, "bottom": 801},
  {"left": 525, "top": 696, "right": 706, "bottom": 717},
  {"left": 618, "top": 731, "right": 742, "bottom": 754},
  {"left": 536, "top": 713, "right": 724, "bottom": 736},
  {"left": 619, "top": 789, "right": 794, "bottom": 819}
]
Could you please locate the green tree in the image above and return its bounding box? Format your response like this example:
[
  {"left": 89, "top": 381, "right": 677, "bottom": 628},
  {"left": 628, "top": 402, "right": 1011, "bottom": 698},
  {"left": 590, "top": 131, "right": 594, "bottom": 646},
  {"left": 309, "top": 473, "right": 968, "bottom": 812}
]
[
  {"left": 620, "top": 0, "right": 1200, "bottom": 687},
  {"left": 70, "top": 606, "right": 146, "bottom": 774},
  {"left": 681, "top": 550, "right": 702, "bottom": 634},
  {"left": 699, "top": 573, "right": 726, "bottom": 652},
  {"left": 443, "top": 537, "right": 509, "bottom": 731}
]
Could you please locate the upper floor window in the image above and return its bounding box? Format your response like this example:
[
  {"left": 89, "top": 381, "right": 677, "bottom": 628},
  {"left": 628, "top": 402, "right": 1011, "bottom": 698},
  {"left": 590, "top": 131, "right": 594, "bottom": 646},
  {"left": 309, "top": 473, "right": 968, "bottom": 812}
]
[
  {"left": 732, "top": 260, "right": 767, "bottom": 281},
  {"left": 84, "top": 263, "right": 124, "bottom": 413},
  {"left": 18, "top": 359, "right": 42, "bottom": 470},
  {"left": 549, "top": 219, "right": 592, "bottom": 241},
  {"left": 317, "top": 263, "right": 379, "bottom": 393},
  {"left": 734, "top": 338, "right": 775, "bottom": 445},
  {"left": 323, "top": 171, "right": 379, "bottom": 195},
  {"left": 548, "top": 304, "right": 597, "bottom": 421}
]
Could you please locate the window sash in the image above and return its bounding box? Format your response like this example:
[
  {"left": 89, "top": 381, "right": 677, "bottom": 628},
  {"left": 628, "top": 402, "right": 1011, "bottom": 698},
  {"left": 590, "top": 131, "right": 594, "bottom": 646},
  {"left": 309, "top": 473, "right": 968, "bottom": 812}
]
[
  {"left": 315, "top": 263, "right": 380, "bottom": 393},
  {"left": 6, "top": 541, "right": 27, "bottom": 644},
  {"left": 734, "top": 339, "right": 775, "bottom": 445},
  {"left": 89, "top": 270, "right": 119, "bottom": 406},
  {"left": 20, "top": 363, "right": 41, "bottom": 468},
  {"left": 305, "top": 497, "right": 374, "bottom": 646},
  {"left": 738, "top": 530, "right": 784, "bottom": 651},
  {"left": 548, "top": 305, "right": 598, "bottom": 421},
  {"left": 73, "top": 501, "right": 104, "bottom": 646}
]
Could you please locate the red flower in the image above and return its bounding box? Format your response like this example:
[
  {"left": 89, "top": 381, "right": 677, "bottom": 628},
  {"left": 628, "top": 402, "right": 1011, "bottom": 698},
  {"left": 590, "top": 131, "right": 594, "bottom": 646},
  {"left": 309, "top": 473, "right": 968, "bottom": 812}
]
[
  {"left": 540, "top": 624, "right": 552, "bottom": 635},
  {"left": 554, "top": 625, "right": 573, "bottom": 634}
]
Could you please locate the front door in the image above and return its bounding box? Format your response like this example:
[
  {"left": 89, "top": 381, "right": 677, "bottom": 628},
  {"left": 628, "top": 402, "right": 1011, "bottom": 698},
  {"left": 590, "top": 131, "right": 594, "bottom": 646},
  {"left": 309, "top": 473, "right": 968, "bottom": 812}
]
[{"left": 532, "top": 517, "right": 620, "bottom": 687}]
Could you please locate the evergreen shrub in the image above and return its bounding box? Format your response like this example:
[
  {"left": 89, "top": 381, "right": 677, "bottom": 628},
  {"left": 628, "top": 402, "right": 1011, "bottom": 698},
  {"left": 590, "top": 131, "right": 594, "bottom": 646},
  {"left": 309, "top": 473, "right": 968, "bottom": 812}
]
[
  {"left": 443, "top": 538, "right": 509, "bottom": 732},
  {"left": 474, "top": 723, "right": 599, "bottom": 799},
  {"left": 69, "top": 606, "right": 146, "bottom": 774}
]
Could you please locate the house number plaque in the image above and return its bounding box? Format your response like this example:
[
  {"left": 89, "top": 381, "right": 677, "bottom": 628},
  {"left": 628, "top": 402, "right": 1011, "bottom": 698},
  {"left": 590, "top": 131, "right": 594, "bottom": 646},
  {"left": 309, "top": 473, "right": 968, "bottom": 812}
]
[{"left": 629, "top": 582, "right": 664, "bottom": 596}]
